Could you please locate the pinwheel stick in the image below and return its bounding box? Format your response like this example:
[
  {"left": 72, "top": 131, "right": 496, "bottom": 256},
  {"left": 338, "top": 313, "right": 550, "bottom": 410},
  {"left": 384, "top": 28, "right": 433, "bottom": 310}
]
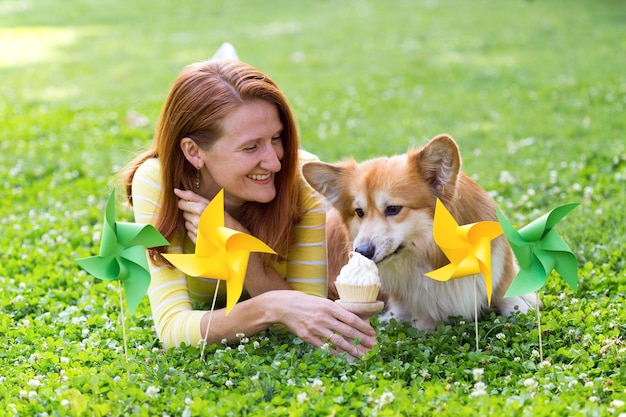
[
  {"left": 473, "top": 276, "right": 479, "bottom": 352},
  {"left": 200, "top": 280, "right": 222, "bottom": 361},
  {"left": 118, "top": 281, "right": 129, "bottom": 362},
  {"left": 536, "top": 292, "right": 543, "bottom": 361}
]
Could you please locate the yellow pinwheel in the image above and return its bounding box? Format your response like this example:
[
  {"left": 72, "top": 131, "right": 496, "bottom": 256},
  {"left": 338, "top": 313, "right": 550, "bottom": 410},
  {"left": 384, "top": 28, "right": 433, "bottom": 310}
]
[
  {"left": 163, "top": 189, "right": 276, "bottom": 314},
  {"left": 425, "top": 199, "right": 503, "bottom": 306}
]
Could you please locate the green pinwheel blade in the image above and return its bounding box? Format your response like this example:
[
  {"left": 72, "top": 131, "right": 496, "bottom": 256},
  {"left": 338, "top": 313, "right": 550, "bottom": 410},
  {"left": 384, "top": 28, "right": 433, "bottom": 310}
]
[
  {"left": 116, "top": 222, "right": 169, "bottom": 249},
  {"left": 504, "top": 254, "right": 548, "bottom": 297},
  {"left": 518, "top": 203, "right": 579, "bottom": 242},
  {"left": 119, "top": 245, "right": 153, "bottom": 314},
  {"left": 543, "top": 203, "right": 579, "bottom": 230},
  {"left": 555, "top": 251, "right": 579, "bottom": 291},
  {"left": 120, "top": 252, "right": 152, "bottom": 314},
  {"left": 496, "top": 207, "right": 533, "bottom": 268},
  {"left": 76, "top": 254, "right": 120, "bottom": 281}
]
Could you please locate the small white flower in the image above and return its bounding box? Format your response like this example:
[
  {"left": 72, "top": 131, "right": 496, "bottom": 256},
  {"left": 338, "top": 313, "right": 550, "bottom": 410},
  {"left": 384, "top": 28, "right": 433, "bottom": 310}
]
[
  {"left": 539, "top": 361, "right": 552, "bottom": 369},
  {"left": 496, "top": 333, "right": 506, "bottom": 340},
  {"left": 499, "top": 170, "right": 516, "bottom": 184},
  {"left": 28, "top": 379, "right": 42, "bottom": 388},
  {"left": 250, "top": 373, "right": 259, "bottom": 382},
  {"left": 60, "top": 356, "right": 69, "bottom": 364},
  {"left": 472, "top": 368, "right": 484, "bottom": 381},
  {"left": 225, "top": 379, "right": 233, "bottom": 388},
  {"left": 196, "top": 372, "right": 204, "bottom": 378},
  {"left": 611, "top": 400, "right": 624, "bottom": 409},
  {"left": 311, "top": 379, "right": 323, "bottom": 388},
  {"left": 235, "top": 332, "right": 245, "bottom": 339},
  {"left": 253, "top": 341, "right": 260, "bottom": 349},
  {"left": 589, "top": 396, "right": 598, "bottom": 402},
  {"left": 523, "top": 378, "right": 538, "bottom": 389},
  {"left": 185, "top": 398, "right": 194, "bottom": 406},
  {"left": 471, "top": 382, "right": 487, "bottom": 397},
  {"left": 297, "top": 392, "right": 308, "bottom": 403},
  {"left": 61, "top": 399, "right": 70, "bottom": 407},
  {"left": 237, "top": 344, "right": 245, "bottom": 352},
  {"left": 568, "top": 379, "right": 578, "bottom": 388},
  {"left": 145, "top": 385, "right": 159, "bottom": 399},
  {"left": 286, "top": 379, "right": 295, "bottom": 386},
  {"left": 28, "top": 391, "right": 39, "bottom": 401},
  {"left": 379, "top": 391, "right": 395, "bottom": 406}
]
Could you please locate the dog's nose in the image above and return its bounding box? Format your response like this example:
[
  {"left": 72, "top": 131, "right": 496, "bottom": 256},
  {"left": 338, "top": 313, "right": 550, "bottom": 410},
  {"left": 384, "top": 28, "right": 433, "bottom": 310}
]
[{"left": 355, "top": 244, "right": 376, "bottom": 260}]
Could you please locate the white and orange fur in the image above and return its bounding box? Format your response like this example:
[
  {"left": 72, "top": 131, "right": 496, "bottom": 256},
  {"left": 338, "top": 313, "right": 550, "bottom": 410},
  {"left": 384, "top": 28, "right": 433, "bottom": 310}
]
[{"left": 303, "top": 134, "right": 537, "bottom": 330}]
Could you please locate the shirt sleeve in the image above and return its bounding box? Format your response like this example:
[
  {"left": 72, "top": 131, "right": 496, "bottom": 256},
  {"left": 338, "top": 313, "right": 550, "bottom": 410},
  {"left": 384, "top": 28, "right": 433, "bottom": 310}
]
[
  {"left": 132, "top": 158, "right": 204, "bottom": 348},
  {"left": 283, "top": 151, "right": 328, "bottom": 298}
]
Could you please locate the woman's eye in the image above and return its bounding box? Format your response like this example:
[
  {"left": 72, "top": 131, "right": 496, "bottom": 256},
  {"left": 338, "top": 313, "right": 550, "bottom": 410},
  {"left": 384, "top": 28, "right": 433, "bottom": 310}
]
[{"left": 243, "top": 144, "right": 258, "bottom": 152}]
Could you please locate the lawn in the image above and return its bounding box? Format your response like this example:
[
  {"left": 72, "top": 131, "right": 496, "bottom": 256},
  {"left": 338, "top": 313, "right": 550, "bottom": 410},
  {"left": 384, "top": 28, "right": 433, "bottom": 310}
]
[{"left": 1, "top": 0, "right": 625, "bottom": 415}]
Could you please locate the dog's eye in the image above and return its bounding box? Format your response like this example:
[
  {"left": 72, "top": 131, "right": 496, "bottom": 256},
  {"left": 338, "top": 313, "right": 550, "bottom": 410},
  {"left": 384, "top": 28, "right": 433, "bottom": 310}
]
[
  {"left": 355, "top": 208, "right": 365, "bottom": 218},
  {"left": 385, "top": 206, "right": 402, "bottom": 216}
]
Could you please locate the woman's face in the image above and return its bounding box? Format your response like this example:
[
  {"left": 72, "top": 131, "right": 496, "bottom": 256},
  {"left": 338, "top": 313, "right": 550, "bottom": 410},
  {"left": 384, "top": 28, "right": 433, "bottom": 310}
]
[{"left": 199, "top": 100, "right": 285, "bottom": 211}]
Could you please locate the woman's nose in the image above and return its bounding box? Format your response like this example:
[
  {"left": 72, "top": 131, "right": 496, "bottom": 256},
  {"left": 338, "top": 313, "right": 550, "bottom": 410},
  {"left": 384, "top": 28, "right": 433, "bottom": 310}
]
[{"left": 260, "top": 144, "right": 282, "bottom": 172}]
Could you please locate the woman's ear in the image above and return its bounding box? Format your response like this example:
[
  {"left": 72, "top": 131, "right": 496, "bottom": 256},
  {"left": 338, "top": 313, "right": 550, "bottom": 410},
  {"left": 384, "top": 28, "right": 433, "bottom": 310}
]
[{"left": 180, "top": 137, "right": 203, "bottom": 169}]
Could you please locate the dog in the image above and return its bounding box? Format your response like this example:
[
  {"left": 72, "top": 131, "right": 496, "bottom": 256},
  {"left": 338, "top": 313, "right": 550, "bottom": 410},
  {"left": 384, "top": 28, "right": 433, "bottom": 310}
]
[{"left": 302, "top": 134, "right": 537, "bottom": 330}]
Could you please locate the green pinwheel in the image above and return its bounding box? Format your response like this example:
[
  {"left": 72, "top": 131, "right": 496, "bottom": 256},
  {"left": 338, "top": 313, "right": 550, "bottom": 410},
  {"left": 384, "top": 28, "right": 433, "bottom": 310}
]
[
  {"left": 496, "top": 203, "right": 579, "bottom": 298},
  {"left": 77, "top": 190, "right": 169, "bottom": 314}
]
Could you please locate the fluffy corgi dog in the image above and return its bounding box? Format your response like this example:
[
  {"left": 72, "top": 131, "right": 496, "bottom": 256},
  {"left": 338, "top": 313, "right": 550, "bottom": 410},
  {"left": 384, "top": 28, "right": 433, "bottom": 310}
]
[{"left": 302, "top": 134, "right": 536, "bottom": 330}]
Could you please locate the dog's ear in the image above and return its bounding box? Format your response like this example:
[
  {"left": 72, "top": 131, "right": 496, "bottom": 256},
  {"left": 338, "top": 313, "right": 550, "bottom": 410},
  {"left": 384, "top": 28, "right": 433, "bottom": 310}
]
[
  {"left": 302, "top": 161, "right": 350, "bottom": 208},
  {"left": 413, "top": 134, "right": 461, "bottom": 201}
]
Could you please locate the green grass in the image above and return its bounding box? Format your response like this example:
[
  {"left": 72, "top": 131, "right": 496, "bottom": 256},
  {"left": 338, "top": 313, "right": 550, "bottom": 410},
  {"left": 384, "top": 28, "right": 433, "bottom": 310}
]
[{"left": 1, "top": 0, "right": 625, "bottom": 415}]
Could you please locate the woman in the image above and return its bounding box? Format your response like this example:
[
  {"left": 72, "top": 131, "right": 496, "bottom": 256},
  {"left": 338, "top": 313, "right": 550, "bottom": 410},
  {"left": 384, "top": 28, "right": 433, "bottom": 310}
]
[{"left": 121, "top": 54, "right": 376, "bottom": 358}]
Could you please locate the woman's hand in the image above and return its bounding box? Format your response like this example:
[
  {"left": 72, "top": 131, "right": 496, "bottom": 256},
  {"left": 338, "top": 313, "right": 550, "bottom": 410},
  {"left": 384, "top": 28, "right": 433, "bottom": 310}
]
[
  {"left": 271, "top": 291, "right": 377, "bottom": 359},
  {"left": 174, "top": 188, "right": 247, "bottom": 243},
  {"left": 174, "top": 188, "right": 209, "bottom": 244}
]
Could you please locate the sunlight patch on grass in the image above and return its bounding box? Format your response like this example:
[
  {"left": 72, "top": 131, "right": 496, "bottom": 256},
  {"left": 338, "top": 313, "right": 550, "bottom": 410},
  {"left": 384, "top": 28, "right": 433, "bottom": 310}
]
[{"left": 0, "top": 27, "right": 78, "bottom": 68}]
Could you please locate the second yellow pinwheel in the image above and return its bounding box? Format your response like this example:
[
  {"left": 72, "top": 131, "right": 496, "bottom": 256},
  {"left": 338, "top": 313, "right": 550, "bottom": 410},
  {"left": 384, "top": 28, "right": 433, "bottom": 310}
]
[{"left": 425, "top": 199, "right": 503, "bottom": 306}]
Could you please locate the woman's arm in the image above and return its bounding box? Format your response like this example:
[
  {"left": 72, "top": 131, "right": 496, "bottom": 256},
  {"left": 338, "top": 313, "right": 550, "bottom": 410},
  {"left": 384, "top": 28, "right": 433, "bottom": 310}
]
[
  {"left": 174, "top": 187, "right": 377, "bottom": 358},
  {"left": 204, "top": 290, "right": 376, "bottom": 358}
]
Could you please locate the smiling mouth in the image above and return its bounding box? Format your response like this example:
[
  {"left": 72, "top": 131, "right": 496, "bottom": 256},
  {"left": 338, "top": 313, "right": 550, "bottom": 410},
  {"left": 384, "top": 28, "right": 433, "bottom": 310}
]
[
  {"left": 247, "top": 173, "right": 272, "bottom": 181},
  {"left": 375, "top": 244, "right": 405, "bottom": 264}
]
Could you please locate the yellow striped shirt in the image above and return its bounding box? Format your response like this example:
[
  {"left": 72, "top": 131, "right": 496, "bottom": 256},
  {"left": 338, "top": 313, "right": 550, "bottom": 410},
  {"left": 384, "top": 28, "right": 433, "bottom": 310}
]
[{"left": 131, "top": 150, "right": 328, "bottom": 348}]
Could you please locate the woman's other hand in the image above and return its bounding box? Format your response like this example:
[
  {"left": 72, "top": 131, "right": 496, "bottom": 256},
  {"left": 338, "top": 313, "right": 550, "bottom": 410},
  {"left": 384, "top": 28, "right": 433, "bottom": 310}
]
[{"left": 270, "top": 291, "right": 377, "bottom": 359}]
